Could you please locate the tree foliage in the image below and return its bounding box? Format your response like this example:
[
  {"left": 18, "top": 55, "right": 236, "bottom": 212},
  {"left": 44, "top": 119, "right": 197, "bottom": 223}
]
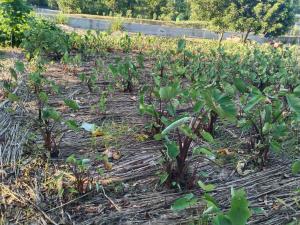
[
  {"left": 190, "top": 0, "right": 295, "bottom": 39},
  {"left": 0, "top": 0, "right": 31, "bottom": 46}
]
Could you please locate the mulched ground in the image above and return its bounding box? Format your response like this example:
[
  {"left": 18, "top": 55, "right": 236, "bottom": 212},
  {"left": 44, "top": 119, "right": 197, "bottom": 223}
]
[{"left": 1, "top": 49, "right": 299, "bottom": 225}]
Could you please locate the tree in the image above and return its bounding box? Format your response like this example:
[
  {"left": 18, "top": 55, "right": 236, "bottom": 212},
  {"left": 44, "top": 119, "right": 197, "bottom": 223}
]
[
  {"left": 190, "top": 0, "right": 231, "bottom": 42},
  {"left": 56, "top": 0, "right": 81, "bottom": 13},
  {"left": 254, "top": 0, "right": 295, "bottom": 37},
  {"left": 191, "top": 0, "right": 295, "bottom": 42},
  {"left": 0, "top": 0, "right": 31, "bottom": 47}
]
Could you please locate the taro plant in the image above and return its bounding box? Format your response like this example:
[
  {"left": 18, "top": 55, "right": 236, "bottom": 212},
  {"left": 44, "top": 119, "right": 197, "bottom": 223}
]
[
  {"left": 200, "top": 188, "right": 252, "bottom": 225},
  {"left": 119, "top": 33, "right": 131, "bottom": 53},
  {"left": 109, "top": 57, "right": 138, "bottom": 92},
  {"left": 156, "top": 87, "right": 236, "bottom": 188},
  {"left": 233, "top": 77, "right": 300, "bottom": 166},
  {"left": 66, "top": 154, "right": 93, "bottom": 195}
]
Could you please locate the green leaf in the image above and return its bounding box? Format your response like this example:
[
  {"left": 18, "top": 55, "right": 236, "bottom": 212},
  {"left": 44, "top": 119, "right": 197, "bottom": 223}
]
[
  {"left": 292, "top": 160, "right": 300, "bottom": 175},
  {"left": 159, "top": 86, "right": 178, "bottom": 100},
  {"left": 293, "top": 85, "right": 300, "bottom": 97},
  {"left": 65, "top": 120, "right": 79, "bottom": 131},
  {"left": 213, "top": 214, "right": 232, "bottom": 225},
  {"left": 227, "top": 188, "right": 251, "bottom": 225},
  {"left": 66, "top": 154, "right": 77, "bottom": 164},
  {"left": 42, "top": 108, "right": 61, "bottom": 121},
  {"left": 171, "top": 193, "right": 197, "bottom": 212},
  {"left": 8, "top": 93, "right": 19, "bottom": 102},
  {"left": 201, "top": 131, "right": 214, "bottom": 143},
  {"left": 38, "top": 92, "right": 48, "bottom": 103},
  {"left": 244, "top": 94, "right": 264, "bottom": 112},
  {"left": 270, "top": 141, "right": 281, "bottom": 153},
  {"left": 198, "top": 180, "right": 215, "bottom": 192},
  {"left": 287, "top": 94, "right": 300, "bottom": 116},
  {"left": 15, "top": 61, "right": 25, "bottom": 73},
  {"left": 177, "top": 39, "right": 186, "bottom": 52},
  {"left": 234, "top": 78, "right": 248, "bottom": 93},
  {"left": 166, "top": 141, "right": 179, "bottom": 159},
  {"left": 159, "top": 172, "right": 169, "bottom": 185},
  {"left": 64, "top": 99, "right": 80, "bottom": 111},
  {"left": 161, "top": 117, "right": 191, "bottom": 135},
  {"left": 193, "top": 147, "right": 215, "bottom": 159}
]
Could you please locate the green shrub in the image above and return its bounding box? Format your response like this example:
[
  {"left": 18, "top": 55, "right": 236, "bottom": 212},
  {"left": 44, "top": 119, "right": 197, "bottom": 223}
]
[
  {"left": 21, "top": 18, "right": 70, "bottom": 59},
  {"left": 109, "top": 16, "right": 124, "bottom": 32},
  {"left": 0, "top": 0, "right": 31, "bottom": 47},
  {"left": 56, "top": 0, "right": 81, "bottom": 13},
  {"left": 54, "top": 12, "right": 69, "bottom": 24}
]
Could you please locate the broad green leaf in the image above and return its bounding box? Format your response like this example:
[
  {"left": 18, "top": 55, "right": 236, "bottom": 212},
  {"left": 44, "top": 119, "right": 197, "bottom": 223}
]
[
  {"left": 9, "top": 68, "right": 17, "bottom": 81},
  {"left": 270, "top": 141, "right": 281, "bottom": 153},
  {"left": 159, "top": 172, "right": 169, "bottom": 185},
  {"left": 15, "top": 61, "right": 25, "bottom": 73},
  {"left": 38, "top": 92, "right": 48, "bottom": 103},
  {"left": 292, "top": 160, "right": 300, "bottom": 175},
  {"left": 198, "top": 180, "right": 215, "bottom": 192},
  {"left": 287, "top": 94, "right": 300, "bottom": 117},
  {"left": 293, "top": 85, "right": 300, "bottom": 97},
  {"left": 66, "top": 154, "right": 77, "bottom": 164},
  {"left": 171, "top": 193, "right": 198, "bottom": 212},
  {"left": 244, "top": 94, "right": 264, "bottom": 112},
  {"left": 227, "top": 188, "right": 251, "bottom": 225},
  {"left": 64, "top": 99, "right": 80, "bottom": 111},
  {"left": 234, "top": 78, "right": 248, "bottom": 93},
  {"left": 177, "top": 39, "right": 186, "bottom": 52},
  {"left": 213, "top": 214, "right": 232, "bottom": 225},
  {"left": 42, "top": 108, "right": 61, "bottom": 121},
  {"left": 66, "top": 120, "right": 79, "bottom": 131},
  {"left": 8, "top": 93, "right": 19, "bottom": 102},
  {"left": 166, "top": 141, "right": 179, "bottom": 159},
  {"left": 159, "top": 86, "right": 178, "bottom": 100},
  {"left": 161, "top": 117, "right": 191, "bottom": 135},
  {"left": 201, "top": 131, "right": 214, "bottom": 143},
  {"left": 193, "top": 147, "right": 215, "bottom": 159}
]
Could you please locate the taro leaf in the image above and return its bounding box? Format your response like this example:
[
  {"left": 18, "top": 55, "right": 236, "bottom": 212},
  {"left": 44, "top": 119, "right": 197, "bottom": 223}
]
[
  {"left": 159, "top": 172, "right": 169, "bottom": 185},
  {"left": 42, "top": 108, "right": 61, "bottom": 121},
  {"left": 177, "top": 39, "right": 186, "bottom": 53},
  {"left": 198, "top": 180, "right": 215, "bottom": 192},
  {"left": 244, "top": 94, "right": 264, "bottom": 113},
  {"left": 64, "top": 99, "right": 80, "bottom": 111},
  {"left": 66, "top": 154, "right": 77, "bottom": 164},
  {"left": 292, "top": 160, "right": 300, "bottom": 175},
  {"left": 270, "top": 141, "right": 281, "bottom": 153},
  {"left": 166, "top": 141, "right": 179, "bottom": 159},
  {"left": 66, "top": 120, "right": 79, "bottom": 131},
  {"left": 81, "top": 122, "right": 96, "bottom": 132},
  {"left": 293, "top": 85, "right": 300, "bottom": 97},
  {"left": 287, "top": 94, "right": 300, "bottom": 120},
  {"left": 234, "top": 78, "right": 248, "bottom": 93},
  {"left": 193, "top": 147, "right": 215, "bottom": 159},
  {"left": 9, "top": 68, "right": 17, "bottom": 81},
  {"left": 159, "top": 86, "right": 178, "bottom": 101},
  {"left": 39, "top": 92, "right": 48, "bottom": 103},
  {"left": 201, "top": 131, "right": 214, "bottom": 143},
  {"left": 15, "top": 61, "right": 25, "bottom": 73},
  {"left": 8, "top": 93, "right": 19, "bottom": 102},
  {"left": 227, "top": 188, "right": 251, "bottom": 225},
  {"left": 171, "top": 193, "right": 197, "bottom": 212},
  {"left": 213, "top": 214, "right": 232, "bottom": 225},
  {"left": 202, "top": 193, "right": 220, "bottom": 214},
  {"left": 161, "top": 117, "right": 191, "bottom": 136}
]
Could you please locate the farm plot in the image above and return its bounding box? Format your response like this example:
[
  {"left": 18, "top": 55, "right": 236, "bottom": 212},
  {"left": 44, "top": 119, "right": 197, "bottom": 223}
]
[{"left": 1, "top": 32, "right": 300, "bottom": 225}]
